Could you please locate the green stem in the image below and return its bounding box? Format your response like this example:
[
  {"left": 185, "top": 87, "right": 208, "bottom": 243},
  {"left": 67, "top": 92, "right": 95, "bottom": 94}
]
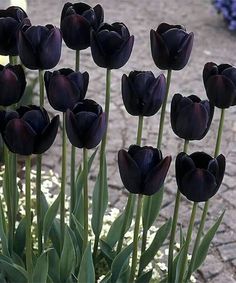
[
  {"left": 186, "top": 108, "right": 225, "bottom": 281},
  {"left": 178, "top": 202, "right": 197, "bottom": 283},
  {"left": 83, "top": 148, "right": 88, "bottom": 253},
  {"left": 93, "top": 69, "right": 111, "bottom": 258},
  {"left": 25, "top": 156, "right": 33, "bottom": 283},
  {"left": 75, "top": 50, "right": 80, "bottom": 72},
  {"left": 39, "top": 70, "right": 44, "bottom": 107},
  {"left": 9, "top": 55, "right": 17, "bottom": 65},
  {"left": 129, "top": 195, "right": 143, "bottom": 283},
  {"left": 167, "top": 140, "right": 189, "bottom": 283},
  {"left": 60, "top": 113, "right": 67, "bottom": 251}
]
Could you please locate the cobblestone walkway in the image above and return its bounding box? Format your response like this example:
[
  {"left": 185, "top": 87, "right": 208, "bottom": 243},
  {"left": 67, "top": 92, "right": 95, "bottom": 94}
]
[{"left": 25, "top": 0, "right": 236, "bottom": 282}]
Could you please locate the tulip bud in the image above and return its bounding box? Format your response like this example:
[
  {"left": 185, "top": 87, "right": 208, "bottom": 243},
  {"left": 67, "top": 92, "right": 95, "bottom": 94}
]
[
  {"left": 122, "top": 71, "right": 166, "bottom": 116},
  {"left": 176, "top": 152, "right": 225, "bottom": 202},
  {"left": 0, "top": 106, "right": 59, "bottom": 155},
  {"left": 60, "top": 2, "right": 104, "bottom": 50},
  {"left": 91, "top": 22, "right": 134, "bottom": 69},
  {"left": 170, "top": 93, "right": 214, "bottom": 140},
  {"left": 203, "top": 62, "right": 236, "bottom": 108},
  {"left": 18, "top": 24, "right": 62, "bottom": 70},
  {"left": 0, "top": 6, "right": 30, "bottom": 56},
  {"left": 118, "top": 145, "right": 171, "bottom": 196},
  {"left": 150, "top": 23, "right": 194, "bottom": 71},
  {"left": 0, "top": 64, "right": 26, "bottom": 106},
  {"left": 66, "top": 99, "right": 106, "bottom": 149},
  {"left": 44, "top": 68, "right": 89, "bottom": 112}
]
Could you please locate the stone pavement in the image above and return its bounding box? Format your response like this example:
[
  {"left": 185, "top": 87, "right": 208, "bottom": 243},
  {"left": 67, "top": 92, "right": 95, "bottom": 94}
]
[{"left": 25, "top": 0, "right": 236, "bottom": 282}]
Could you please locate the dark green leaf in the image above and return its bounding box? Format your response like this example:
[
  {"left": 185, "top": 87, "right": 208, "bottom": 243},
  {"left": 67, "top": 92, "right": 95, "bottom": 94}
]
[
  {"left": 136, "top": 270, "right": 153, "bottom": 283},
  {"left": 32, "top": 251, "right": 49, "bottom": 283},
  {"left": 100, "top": 239, "right": 116, "bottom": 262},
  {"left": 49, "top": 219, "right": 61, "bottom": 255},
  {"left": 78, "top": 242, "right": 95, "bottom": 283},
  {"left": 48, "top": 249, "right": 60, "bottom": 283},
  {"left": 100, "top": 272, "right": 111, "bottom": 283},
  {"left": 0, "top": 259, "right": 27, "bottom": 283},
  {"left": 0, "top": 197, "right": 9, "bottom": 256}
]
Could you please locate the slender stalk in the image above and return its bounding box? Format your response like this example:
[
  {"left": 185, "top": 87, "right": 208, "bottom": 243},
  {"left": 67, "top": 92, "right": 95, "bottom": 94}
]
[
  {"left": 25, "top": 156, "right": 33, "bottom": 283},
  {"left": 178, "top": 202, "right": 197, "bottom": 283},
  {"left": 9, "top": 55, "right": 17, "bottom": 65},
  {"left": 93, "top": 69, "right": 111, "bottom": 258},
  {"left": 186, "top": 108, "right": 225, "bottom": 281},
  {"left": 82, "top": 148, "right": 88, "bottom": 252},
  {"left": 116, "top": 116, "right": 143, "bottom": 254},
  {"left": 60, "top": 113, "right": 67, "bottom": 251},
  {"left": 129, "top": 194, "right": 143, "bottom": 283},
  {"left": 38, "top": 70, "right": 44, "bottom": 107},
  {"left": 167, "top": 139, "right": 189, "bottom": 283}
]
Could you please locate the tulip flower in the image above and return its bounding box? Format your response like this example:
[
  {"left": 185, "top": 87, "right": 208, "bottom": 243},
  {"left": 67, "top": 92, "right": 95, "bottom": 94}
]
[
  {"left": 122, "top": 71, "right": 166, "bottom": 116},
  {"left": 90, "top": 22, "right": 134, "bottom": 69},
  {"left": 0, "top": 6, "right": 30, "bottom": 56},
  {"left": 118, "top": 145, "right": 171, "bottom": 196},
  {"left": 0, "top": 64, "right": 26, "bottom": 106},
  {"left": 203, "top": 62, "right": 236, "bottom": 108},
  {"left": 0, "top": 105, "right": 59, "bottom": 155},
  {"left": 66, "top": 99, "right": 106, "bottom": 149},
  {"left": 44, "top": 68, "right": 89, "bottom": 112},
  {"left": 170, "top": 93, "right": 214, "bottom": 140},
  {"left": 18, "top": 24, "right": 62, "bottom": 70},
  {"left": 60, "top": 2, "right": 104, "bottom": 50},
  {"left": 150, "top": 23, "right": 194, "bottom": 70},
  {"left": 176, "top": 152, "right": 225, "bottom": 202}
]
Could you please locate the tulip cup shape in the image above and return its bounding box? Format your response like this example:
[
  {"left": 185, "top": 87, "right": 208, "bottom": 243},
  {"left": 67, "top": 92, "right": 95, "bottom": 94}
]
[
  {"left": 0, "top": 64, "right": 26, "bottom": 106},
  {"left": 0, "top": 6, "right": 30, "bottom": 56},
  {"left": 203, "top": 62, "right": 236, "bottom": 108},
  {"left": 171, "top": 93, "right": 214, "bottom": 140},
  {"left": 122, "top": 71, "right": 166, "bottom": 116},
  {"left": 176, "top": 152, "right": 225, "bottom": 202},
  {"left": 118, "top": 145, "right": 171, "bottom": 196},
  {"left": 60, "top": 2, "right": 104, "bottom": 50},
  {"left": 66, "top": 99, "right": 106, "bottom": 149},
  {"left": 150, "top": 23, "right": 194, "bottom": 70},
  {"left": 18, "top": 24, "right": 62, "bottom": 70},
  {"left": 44, "top": 68, "right": 89, "bottom": 112},
  {"left": 91, "top": 22, "right": 134, "bottom": 69},
  {"left": 0, "top": 105, "right": 59, "bottom": 155}
]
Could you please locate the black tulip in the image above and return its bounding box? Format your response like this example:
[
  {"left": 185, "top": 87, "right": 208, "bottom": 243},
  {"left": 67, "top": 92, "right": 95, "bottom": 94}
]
[
  {"left": 0, "top": 105, "right": 59, "bottom": 155},
  {"left": 0, "top": 6, "right": 30, "bottom": 56},
  {"left": 90, "top": 22, "right": 134, "bottom": 69},
  {"left": 66, "top": 99, "right": 106, "bottom": 149},
  {"left": 176, "top": 152, "right": 225, "bottom": 202},
  {"left": 60, "top": 2, "right": 104, "bottom": 50},
  {"left": 171, "top": 93, "right": 214, "bottom": 140},
  {"left": 0, "top": 64, "right": 26, "bottom": 106},
  {"left": 44, "top": 68, "right": 89, "bottom": 112},
  {"left": 118, "top": 145, "right": 171, "bottom": 196},
  {"left": 150, "top": 23, "right": 194, "bottom": 71},
  {"left": 203, "top": 62, "right": 236, "bottom": 108},
  {"left": 122, "top": 71, "right": 166, "bottom": 116},
  {"left": 18, "top": 24, "right": 62, "bottom": 70}
]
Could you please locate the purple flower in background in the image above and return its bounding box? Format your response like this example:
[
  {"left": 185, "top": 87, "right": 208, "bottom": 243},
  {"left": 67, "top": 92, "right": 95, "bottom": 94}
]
[{"left": 213, "top": 0, "right": 236, "bottom": 30}]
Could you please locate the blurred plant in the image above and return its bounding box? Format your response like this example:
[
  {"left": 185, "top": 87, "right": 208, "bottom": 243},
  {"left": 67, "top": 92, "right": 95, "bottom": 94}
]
[{"left": 213, "top": 0, "right": 236, "bottom": 30}]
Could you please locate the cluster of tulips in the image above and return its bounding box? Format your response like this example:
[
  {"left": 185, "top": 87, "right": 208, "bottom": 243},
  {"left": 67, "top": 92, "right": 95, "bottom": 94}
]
[{"left": 0, "top": 2, "right": 234, "bottom": 283}]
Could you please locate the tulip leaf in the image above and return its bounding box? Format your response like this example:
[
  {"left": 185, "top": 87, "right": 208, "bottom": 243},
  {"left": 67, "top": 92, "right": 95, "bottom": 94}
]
[
  {"left": 173, "top": 244, "right": 186, "bottom": 283},
  {"left": 77, "top": 242, "right": 95, "bottom": 283},
  {"left": 92, "top": 157, "right": 108, "bottom": 237},
  {"left": 142, "top": 187, "right": 163, "bottom": 231},
  {"left": 32, "top": 251, "right": 49, "bottom": 283},
  {"left": 100, "top": 272, "right": 111, "bottom": 283},
  {"left": 48, "top": 249, "right": 60, "bottom": 283},
  {"left": 189, "top": 211, "right": 224, "bottom": 274},
  {"left": 136, "top": 270, "right": 153, "bottom": 283},
  {"left": 71, "top": 214, "right": 83, "bottom": 255},
  {"left": 49, "top": 219, "right": 61, "bottom": 255},
  {"left": 139, "top": 218, "right": 172, "bottom": 273},
  {"left": 0, "top": 197, "right": 9, "bottom": 256},
  {"left": 110, "top": 242, "right": 133, "bottom": 283},
  {"left": 43, "top": 193, "right": 61, "bottom": 243},
  {"left": 13, "top": 216, "right": 26, "bottom": 257},
  {"left": 59, "top": 226, "right": 76, "bottom": 283},
  {"left": 0, "top": 259, "right": 27, "bottom": 283},
  {"left": 100, "top": 239, "right": 116, "bottom": 264}
]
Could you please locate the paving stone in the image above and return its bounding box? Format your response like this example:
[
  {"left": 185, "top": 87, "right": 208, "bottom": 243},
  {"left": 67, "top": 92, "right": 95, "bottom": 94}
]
[
  {"left": 218, "top": 243, "right": 236, "bottom": 261},
  {"left": 199, "top": 254, "right": 223, "bottom": 280}
]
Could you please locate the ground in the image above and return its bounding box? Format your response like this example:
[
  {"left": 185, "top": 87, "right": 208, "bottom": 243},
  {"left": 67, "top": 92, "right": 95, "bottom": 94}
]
[{"left": 24, "top": 0, "right": 236, "bottom": 282}]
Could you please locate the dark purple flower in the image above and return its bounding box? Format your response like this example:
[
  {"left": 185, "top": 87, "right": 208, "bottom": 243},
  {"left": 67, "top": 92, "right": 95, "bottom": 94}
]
[
  {"left": 90, "top": 22, "right": 134, "bottom": 69},
  {"left": 171, "top": 93, "right": 214, "bottom": 140},
  {"left": 0, "top": 6, "right": 30, "bottom": 56},
  {"left": 44, "top": 68, "right": 89, "bottom": 112},
  {"left": 18, "top": 24, "right": 62, "bottom": 70},
  {"left": 203, "top": 62, "right": 236, "bottom": 108},
  {"left": 176, "top": 152, "right": 225, "bottom": 202},
  {"left": 0, "top": 105, "right": 59, "bottom": 155},
  {"left": 122, "top": 71, "right": 166, "bottom": 116},
  {"left": 150, "top": 23, "right": 194, "bottom": 70},
  {"left": 66, "top": 99, "right": 106, "bottom": 149},
  {"left": 60, "top": 2, "right": 104, "bottom": 50},
  {"left": 118, "top": 145, "right": 171, "bottom": 196},
  {"left": 0, "top": 64, "right": 26, "bottom": 106}
]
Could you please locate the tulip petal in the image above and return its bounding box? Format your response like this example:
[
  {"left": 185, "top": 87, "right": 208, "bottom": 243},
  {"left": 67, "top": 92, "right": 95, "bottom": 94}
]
[
  {"left": 157, "top": 23, "right": 185, "bottom": 34},
  {"left": 122, "top": 74, "right": 138, "bottom": 115},
  {"left": 215, "top": 154, "right": 226, "bottom": 188},
  {"left": 202, "top": 62, "right": 218, "bottom": 86},
  {"left": 175, "top": 152, "right": 195, "bottom": 188},
  {"left": 93, "top": 4, "right": 104, "bottom": 27},
  {"left": 90, "top": 29, "right": 107, "bottom": 68}
]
